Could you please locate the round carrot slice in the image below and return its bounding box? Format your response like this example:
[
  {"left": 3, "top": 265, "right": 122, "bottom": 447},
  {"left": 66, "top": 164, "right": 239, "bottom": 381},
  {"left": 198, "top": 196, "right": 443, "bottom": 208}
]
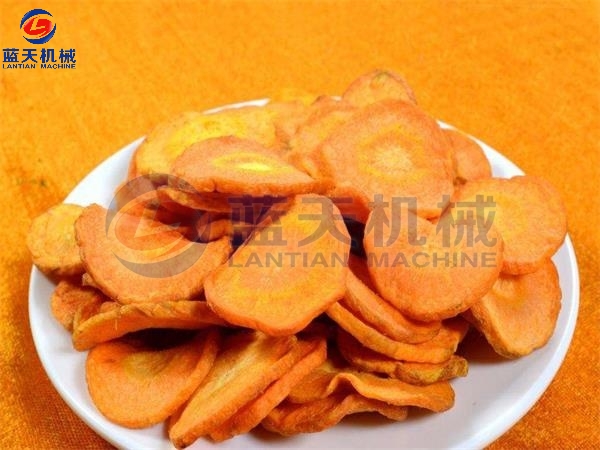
[
  {"left": 317, "top": 100, "right": 454, "bottom": 219},
  {"left": 156, "top": 186, "right": 235, "bottom": 213},
  {"left": 342, "top": 69, "right": 417, "bottom": 107},
  {"left": 134, "top": 107, "right": 278, "bottom": 182},
  {"left": 208, "top": 337, "right": 327, "bottom": 442},
  {"left": 168, "top": 331, "right": 297, "bottom": 447},
  {"left": 264, "top": 100, "right": 313, "bottom": 148},
  {"left": 171, "top": 136, "right": 324, "bottom": 196},
  {"left": 262, "top": 393, "right": 408, "bottom": 436},
  {"left": 73, "top": 300, "right": 227, "bottom": 351},
  {"left": 344, "top": 254, "right": 441, "bottom": 343},
  {"left": 286, "top": 358, "right": 454, "bottom": 412},
  {"left": 86, "top": 329, "right": 220, "bottom": 429},
  {"left": 444, "top": 129, "right": 492, "bottom": 184},
  {"left": 327, "top": 303, "right": 468, "bottom": 363},
  {"left": 456, "top": 175, "right": 567, "bottom": 274},
  {"left": 463, "top": 259, "right": 562, "bottom": 358},
  {"left": 286, "top": 97, "right": 357, "bottom": 178},
  {"left": 75, "top": 204, "right": 232, "bottom": 303},
  {"left": 50, "top": 280, "right": 108, "bottom": 332},
  {"left": 27, "top": 203, "right": 85, "bottom": 277},
  {"left": 363, "top": 208, "right": 503, "bottom": 321},
  {"left": 337, "top": 330, "right": 468, "bottom": 385},
  {"left": 205, "top": 194, "right": 350, "bottom": 336}
]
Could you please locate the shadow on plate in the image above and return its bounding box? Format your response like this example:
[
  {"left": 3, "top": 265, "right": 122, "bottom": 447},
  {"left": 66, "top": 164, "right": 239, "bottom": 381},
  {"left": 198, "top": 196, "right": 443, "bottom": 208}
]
[{"left": 458, "top": 328, "right": 510, "bottom": 364}]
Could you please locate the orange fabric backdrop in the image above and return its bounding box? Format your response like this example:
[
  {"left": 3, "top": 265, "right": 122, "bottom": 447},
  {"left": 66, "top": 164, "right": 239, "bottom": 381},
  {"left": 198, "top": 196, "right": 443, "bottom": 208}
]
[{"left": 1, "top": 0, "right": 598, "bottom": 448}]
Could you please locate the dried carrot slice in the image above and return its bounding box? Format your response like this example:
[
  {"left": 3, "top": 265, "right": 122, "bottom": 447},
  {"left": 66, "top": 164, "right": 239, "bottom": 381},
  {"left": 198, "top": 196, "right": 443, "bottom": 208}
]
[
  {"left": 171, "top": 136, "right": 324, "bottom": 196},
  {"left": 337, "top": 330, "right": 468, "bottom": 385},
  {"left": 75, "top": 204, "right": 232, "bottom": 303},
  {"left": 86, "top": 329, "right": 220, "bottom": 429},
  {"left": 27, "top": 203, "right": 85, "bottom": 277},
  {"left": 195, "top": 217, "right": 235, "bottom": 242},
  {"left": 262, "top": 393, "right": 408, "bottom": 436},
  {"left": 287, "top": 358, "right": 455, "bottom": 412},
  {"left": 317, "top": 100, "right": 454, "bottom": 219},
  {"left": 134, "top": 107, "right": 278, "bottom": 182},
  {"left": 342, "top": 69, "right": 417, "bottom": 107},
  {"left": 327, "top": 303, "right": 468, "bottom": 363},
  {"left": 206, "top": 194, "right": 350, "bottom": 336},
  {"left": 73, "top": 300, "right": 227, "bottom": 351},
  {"left": 286, "top": 97, "right": 357, "bottom": 177},
  {"left": 463, "top": 259, "right": 562, "bottom": 358},
  {"left": 444, "top": 129, "right": 492, "bottom": 185},
  {"left": 156, "top": 186, "right": 234, "bottom": 213},
  {"left": 114, "top": 183, "right": 194, "bottom": 231},
  {"left": 50, "top": 280, "right": 109, "bottom": 332},
  {"left": 363, "top": 208, "right": 503, "bottom": 321},
  {"left": 208, "top": 336, "right": 327, "bottom": 442},
  {"left": 456, "top": 176, "right": 567, "bottom": 274},
  {"left": 343, "top": 255, "right": 441, "bottom": 343},
  {"left": 264, "top": 100, "right": 313, "bottom": 148},
  {"left": 168, "top": 331, "right": 297, "bottom": 448}
]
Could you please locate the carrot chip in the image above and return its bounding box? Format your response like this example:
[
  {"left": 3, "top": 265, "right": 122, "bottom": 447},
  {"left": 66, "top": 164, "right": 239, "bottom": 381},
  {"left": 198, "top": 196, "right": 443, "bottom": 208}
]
[
  {"left": 457, "top": 176, "right": 567, "bottom": 274},
  {"left": 337, "top": 330, "right": 468, "bottom": 385},
  {"left": 287, "top": 358, "right": 455, "bottom": 412},
  {"left": 364, "top": 209, "right": 503, "bottom": 321},
  {"left": 208, "top": 336, "right": 327, "bottom": 442},
  {"left": 206, "top": 194, "right": 350, "bottom": 336},
  {"left": 50, "top": 279, "right": 109, "bottom": 332},
  {"left": 86, "top": 328, "right": 220, "bottom": 429},
  {"left": 73, "top": 300, "right": 227, "bottom": 351},
  {"left": 171, "top": 136, "right": 324, "bottom": 197},
  {"left": 75, "top": 204, "right": 232, "bottom": 303},
  {"left": 168, "top": 331, "right": 298, "bottom": 448},
  {"left": 464, "top": 259, "right": 562, "bottom": 358},
  {"left": 27, "top": 203, "right": 85, "bottom": 277},
  {"left": 262, "top": 393, "right": 408, "bottom": 436}
]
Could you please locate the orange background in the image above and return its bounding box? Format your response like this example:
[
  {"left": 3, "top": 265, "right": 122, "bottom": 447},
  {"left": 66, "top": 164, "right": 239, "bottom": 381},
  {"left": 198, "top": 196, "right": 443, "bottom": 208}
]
[{"left": 1, "top": 1, "right": 599, "bottom": 448}]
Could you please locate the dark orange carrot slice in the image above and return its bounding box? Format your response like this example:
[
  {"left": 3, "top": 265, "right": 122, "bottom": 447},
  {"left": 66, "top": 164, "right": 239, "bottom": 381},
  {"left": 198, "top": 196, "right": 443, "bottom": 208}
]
[
  {"left": 316, "top": 100, "right": 454, "bottom": 219},
  {"left": 156, "top": 186, "right": 234, "bottom": 213},
  {"left": 208, "top": 336, "right": 327, "bottom": 442},
  {"left": 168, "top": 331, "right": 297, "bottom": 448},
  {"left": 463, "top": 259, "right": 562, "bottom": 358},
  {"left": 327, "top": 304, "right": 468, "bottom": 363},
  {"left": 171, "top": 136, "right": 325, "bottom": 196},
  {"left": 363, "top": 208, "right": 503, "bottom": 321},
  {"left": 337, "top": 330, "right": 468, "bottom": 385},
  {"left": 456, "top": 175, "right": 567, "bottom": 274},
  {"left": 50, "top": 279, "right": 109, "bottom": 332},
  {"left": 444, "top": 128, "right": 492, "bottom": 185},
  {"left": 287, "top": 358, "right": 455, "bottom": 412},
  {"left": 286, "top": 97, "right": 357, "bottom": 176},
  {"left": 73, "top": 301, "right": 227, "bottom": 351},
  {"left": 75, "top": 204, "right": 232, "bottom": 303},
  {"left": 342, "top": 69, "right": 417, "bottom": 107},
  {"left": 27, "top": 203, "right": 85, "bottom": 277},
  {"left": 343, "top": 254, "right": 441, "bottom": 343},
  {"left": 262, "top": 393, "right": 408, "bottom": 436},
  {"left": 86, "top": 329, "right": 220, "bottom": 429},
  {"left": 205, "top": 194, "right": 350, "bottom": 336}
]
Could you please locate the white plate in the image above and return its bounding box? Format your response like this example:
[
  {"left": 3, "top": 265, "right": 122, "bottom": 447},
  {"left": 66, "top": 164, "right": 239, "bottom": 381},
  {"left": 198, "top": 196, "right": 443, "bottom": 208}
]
[{"left": 29, "top": 100, "right": 579, "bottom": 450}]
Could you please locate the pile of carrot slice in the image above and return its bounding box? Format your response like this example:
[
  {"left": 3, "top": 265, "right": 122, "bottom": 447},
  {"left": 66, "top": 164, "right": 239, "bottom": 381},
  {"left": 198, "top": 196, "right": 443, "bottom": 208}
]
[{"left": 27, "top": 69, "right": 567, "bottom": 447}]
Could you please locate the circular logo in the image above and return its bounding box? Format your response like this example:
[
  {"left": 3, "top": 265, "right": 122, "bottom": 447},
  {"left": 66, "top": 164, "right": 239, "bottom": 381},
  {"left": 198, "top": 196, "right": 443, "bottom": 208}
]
[
  {"left": 20, "top": 9, "right": 56, "bottom": 44},
  {"left": 107, "top": 175, "right": 206, "bottom": 278}
]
